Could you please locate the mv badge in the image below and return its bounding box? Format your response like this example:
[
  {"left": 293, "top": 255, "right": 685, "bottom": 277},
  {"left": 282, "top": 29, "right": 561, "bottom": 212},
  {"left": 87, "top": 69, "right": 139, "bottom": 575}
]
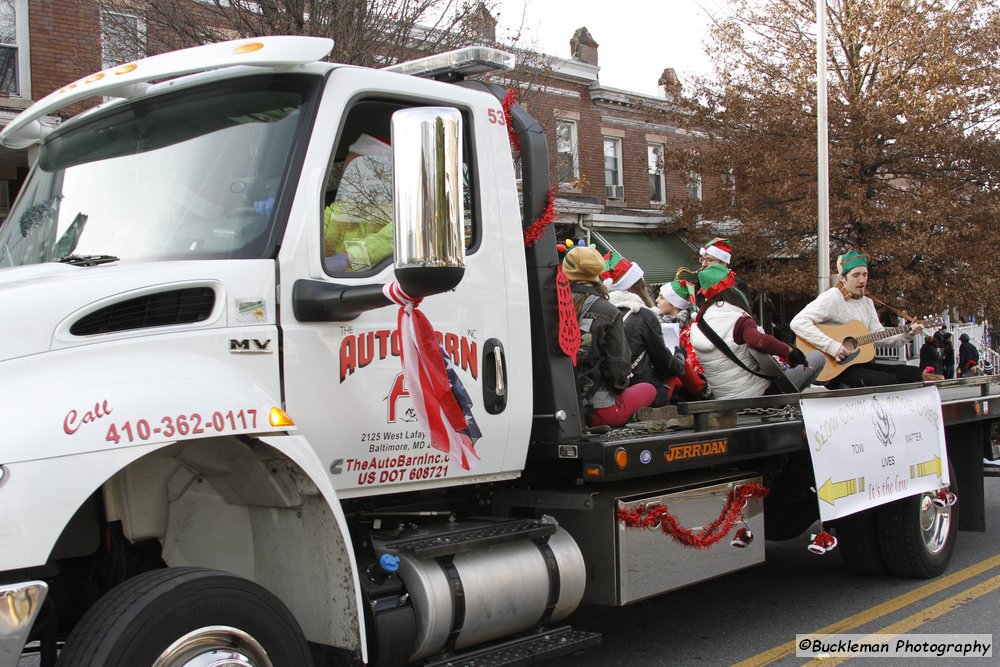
[{"left": 230, "top": 339, "right": 273, "bottom": 354}]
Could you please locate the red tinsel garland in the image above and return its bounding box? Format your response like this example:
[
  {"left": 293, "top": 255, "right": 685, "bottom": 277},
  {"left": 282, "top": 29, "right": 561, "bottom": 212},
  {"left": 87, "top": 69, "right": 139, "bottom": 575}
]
[
  {"left": 500, "top": 88, "right": 521, "bottom": 155},
  {"left": 501, "top": 87, "right": 567, "bottom": 360},
  {"left": 617, "top": 483, "right": 769, "bottom": 549},
  {"left": 523, "top": 188, "right": 556, "bottom": 248}
]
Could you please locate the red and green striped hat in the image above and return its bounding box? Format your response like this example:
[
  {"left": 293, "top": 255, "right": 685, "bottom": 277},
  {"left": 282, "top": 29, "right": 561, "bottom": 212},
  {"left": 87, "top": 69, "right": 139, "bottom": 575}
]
[
  {"left": 601, "top": 250, "right": 644, "bottom": 291},
  {"left": 836, "top": 249, "right": 867, "bottom": 276},
  {"left": 700, "top": 238, "right": 733, "bottom": 265},
  {"left": 659, "top": 279, "right": 694, "bottom": 309}
]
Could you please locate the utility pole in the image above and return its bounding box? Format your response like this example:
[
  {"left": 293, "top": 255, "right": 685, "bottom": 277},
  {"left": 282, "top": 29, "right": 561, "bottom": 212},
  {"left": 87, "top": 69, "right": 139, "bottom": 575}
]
[{"left": 816, "top": 0, "right": 830, "bottom": 294}]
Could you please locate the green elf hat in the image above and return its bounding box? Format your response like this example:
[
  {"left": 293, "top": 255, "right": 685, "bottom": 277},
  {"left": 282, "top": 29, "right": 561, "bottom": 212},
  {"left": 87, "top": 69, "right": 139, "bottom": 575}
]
[
  {"left": 697, "top": 263, "right": 736, "bottom": 300},
  {"left": 659, "top": 279, "right": 693, "bottom": 309},
  {"left": 837, "top": 249, "right": 867, "bottom": 276},
  {"left": 698, "top": 263, "right": 752, "bottom": 311}
]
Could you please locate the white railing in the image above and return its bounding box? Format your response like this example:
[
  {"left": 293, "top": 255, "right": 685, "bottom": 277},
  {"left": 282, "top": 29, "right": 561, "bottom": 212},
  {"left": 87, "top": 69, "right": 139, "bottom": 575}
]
[
  {"left": 947, "top": 321, "right": 996, "bottom": 373},
  {"left": 874, "top": 317, "right": 915, "bottom": 361}
]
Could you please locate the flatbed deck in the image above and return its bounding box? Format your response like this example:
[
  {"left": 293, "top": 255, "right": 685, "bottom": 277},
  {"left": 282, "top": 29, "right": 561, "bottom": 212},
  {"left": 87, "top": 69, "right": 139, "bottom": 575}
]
[{"left": 542, "top": 376, "right": 1000, "bottom": 483}]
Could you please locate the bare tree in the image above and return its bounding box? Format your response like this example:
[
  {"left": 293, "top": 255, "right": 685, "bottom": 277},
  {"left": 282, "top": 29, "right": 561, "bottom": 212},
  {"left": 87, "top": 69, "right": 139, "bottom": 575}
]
[
  {"left": 652, "top": 0, "right": 1000, "bottom": 320},
  {"left": 96, "top": 1, "right": 517, "bottom": 67}
]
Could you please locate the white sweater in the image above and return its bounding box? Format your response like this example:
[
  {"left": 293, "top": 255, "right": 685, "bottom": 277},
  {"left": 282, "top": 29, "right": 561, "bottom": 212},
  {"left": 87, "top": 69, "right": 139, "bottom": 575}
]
[{"left": 790, "top": 287, "right": 912, "bottom": 357}]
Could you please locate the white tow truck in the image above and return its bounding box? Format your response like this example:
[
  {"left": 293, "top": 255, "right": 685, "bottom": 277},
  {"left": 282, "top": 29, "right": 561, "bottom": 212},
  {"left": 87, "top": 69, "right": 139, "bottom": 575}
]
[{"left": 1, "top": 36, "right": 998, "bottom": 667}]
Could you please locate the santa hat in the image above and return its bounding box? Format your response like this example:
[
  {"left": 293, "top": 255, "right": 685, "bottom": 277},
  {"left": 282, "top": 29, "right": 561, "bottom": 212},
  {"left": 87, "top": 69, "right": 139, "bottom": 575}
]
[
  {"left": 836, "top": 249, "right": 867, "bottom": 276},
  {"left": 348, "top": 133, "right": 391, "bottom": 157},
  {"left": 562, "top": 245, "right": 606, "bottom": 283},
  {"left": 602, "top": 250, "right": 644, "bottom": 291},
  {"left": 659, "top": 279, "right": 693, "bottom": 310},
  {"left": 699, "top": 238, "right": 733, "bottom": 265}
]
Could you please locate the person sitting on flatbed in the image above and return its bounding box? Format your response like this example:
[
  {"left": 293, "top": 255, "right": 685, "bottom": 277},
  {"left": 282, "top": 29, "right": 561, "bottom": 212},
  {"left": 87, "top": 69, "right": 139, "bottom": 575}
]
[
  {"left": 604, "top": 252, "right": 686, "bottom": 408},
  {"left": 790, "top": 249, "right": 923, "bottom": 389},
  {"left": 563, "top": 245, "right": 656, "bottom": 427},
  {"left": 691, "top": 264, "right": 812, "bottom": 399}
]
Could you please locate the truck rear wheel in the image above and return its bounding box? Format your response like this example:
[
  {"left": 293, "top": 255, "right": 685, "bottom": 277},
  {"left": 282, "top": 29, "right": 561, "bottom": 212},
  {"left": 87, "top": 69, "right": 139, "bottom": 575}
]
[
  {"left": 876, "top": 462, "right": 958, "bottom": 579},
  {"left": 56, "top": 567, "right": 312, "bottom": 667},
  {"left": 834, "top": 508, "right": 888, "bottom": 576}
]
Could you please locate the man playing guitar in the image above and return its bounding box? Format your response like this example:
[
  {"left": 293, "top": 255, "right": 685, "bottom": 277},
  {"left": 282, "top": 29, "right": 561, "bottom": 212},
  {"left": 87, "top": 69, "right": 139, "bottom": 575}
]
[{"left": 790, "top": 250, "right": 924, "bottom": 388}]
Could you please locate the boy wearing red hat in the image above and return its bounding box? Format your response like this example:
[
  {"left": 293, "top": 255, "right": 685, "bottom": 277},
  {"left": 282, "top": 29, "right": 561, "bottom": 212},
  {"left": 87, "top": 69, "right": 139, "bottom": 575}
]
[{"left": 604, "top": 253, "right": 687, "bottom": 407}]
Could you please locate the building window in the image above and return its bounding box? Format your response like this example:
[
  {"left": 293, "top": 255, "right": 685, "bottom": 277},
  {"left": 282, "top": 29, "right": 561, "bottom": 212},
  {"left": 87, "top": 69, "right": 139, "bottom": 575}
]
[
  {"left": 604, "top": 137, "right": 623, "bottom": 199},
  {"left": 0, "top": 0, "right": 29, "bottom": 98},
  {"left": 686, "top": 171, "right": 702, "bottom": 201},
  {"left": 102, "top": 11, "right": 146, "bottom": 70},
  {"left": 721, "top": 168, "right": 735, "bottom": 205},
  {"left": 556, "top": 120, "right": 579, "bottom": 188},
  {"left": 648, "top": 143, "right": 665, "bottom": 203}
]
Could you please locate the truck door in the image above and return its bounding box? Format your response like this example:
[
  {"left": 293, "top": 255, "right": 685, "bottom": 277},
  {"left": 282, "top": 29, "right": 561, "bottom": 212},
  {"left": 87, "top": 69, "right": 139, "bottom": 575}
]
[{"left": 277, "top": 69, "right": 531, "bottom": 497}]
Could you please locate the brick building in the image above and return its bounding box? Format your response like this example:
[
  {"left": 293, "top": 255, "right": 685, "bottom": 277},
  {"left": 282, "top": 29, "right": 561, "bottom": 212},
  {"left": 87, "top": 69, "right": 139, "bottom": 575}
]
[{"left": 517, "top": 26, "right": 723, "bottom": 288}]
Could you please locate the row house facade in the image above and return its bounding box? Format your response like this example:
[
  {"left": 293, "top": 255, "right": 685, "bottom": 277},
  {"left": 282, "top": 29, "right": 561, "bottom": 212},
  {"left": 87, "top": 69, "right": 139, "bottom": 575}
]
[{"left": 518, "top": 27, "right": 726, "bottom": 288}]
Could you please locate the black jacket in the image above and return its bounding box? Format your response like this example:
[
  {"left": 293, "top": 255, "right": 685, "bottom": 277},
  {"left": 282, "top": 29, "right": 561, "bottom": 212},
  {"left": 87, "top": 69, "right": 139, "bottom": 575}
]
[
  {"left": 919, "top": 341, "right": 942, "bottom": 375},
  {"left": 614, "top": 297, "right": 685, "bottom": 406},
  {"left": 959, "top": 340, "right": 980, "bottom": 373},
  {"left": 941, "top": 342, "right": 955, "bottom": 368},
  {"left": 572, "top": 282, "right": 632, "bottom": 406}
]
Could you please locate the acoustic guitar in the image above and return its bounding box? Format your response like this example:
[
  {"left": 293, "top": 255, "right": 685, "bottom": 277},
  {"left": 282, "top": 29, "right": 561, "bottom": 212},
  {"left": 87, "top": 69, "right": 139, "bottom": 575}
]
[{"left": 795, "top": 316, "right": 943, "bottom": 382}]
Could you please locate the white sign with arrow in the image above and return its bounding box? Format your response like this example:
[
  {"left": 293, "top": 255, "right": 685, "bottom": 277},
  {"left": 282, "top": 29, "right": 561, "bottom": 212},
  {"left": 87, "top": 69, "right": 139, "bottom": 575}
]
[{"left": 800, "top": 386, "right": 948, "bottom": 522}]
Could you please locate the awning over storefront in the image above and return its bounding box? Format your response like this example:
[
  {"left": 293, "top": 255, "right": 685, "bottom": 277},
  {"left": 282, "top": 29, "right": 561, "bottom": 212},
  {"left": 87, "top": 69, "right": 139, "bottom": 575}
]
[{"left": 592, "top": 231, "right": 695, "bottom": 285}]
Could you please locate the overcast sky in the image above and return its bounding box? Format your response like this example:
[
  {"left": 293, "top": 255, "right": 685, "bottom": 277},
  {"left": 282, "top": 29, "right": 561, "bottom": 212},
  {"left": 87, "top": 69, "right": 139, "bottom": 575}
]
[{"left": 492, "top": 0, "right": 728, "bottom": 96}]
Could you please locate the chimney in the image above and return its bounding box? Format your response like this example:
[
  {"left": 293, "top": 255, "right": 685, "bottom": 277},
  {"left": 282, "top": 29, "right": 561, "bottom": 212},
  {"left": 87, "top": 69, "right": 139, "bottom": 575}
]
[
  {"left": 570, "top": 27, "right": 598, "bottom": 67},
  {"left": 659, "top": 68, "right": 682, "bottom": 97},
  {"left": 465, "top": 2, "right": 497, "bottom": 43}
]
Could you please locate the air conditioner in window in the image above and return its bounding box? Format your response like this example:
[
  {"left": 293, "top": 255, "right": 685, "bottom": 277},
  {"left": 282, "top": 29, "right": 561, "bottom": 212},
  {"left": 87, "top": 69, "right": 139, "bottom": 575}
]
[{"left": 605, "top": 184, "right": 624, "bottom": 200}]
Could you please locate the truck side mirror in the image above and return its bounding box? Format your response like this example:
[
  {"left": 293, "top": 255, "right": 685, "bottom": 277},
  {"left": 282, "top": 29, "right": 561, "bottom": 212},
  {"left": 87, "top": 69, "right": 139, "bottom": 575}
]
[
  {"left": 293, "top": 107, "right": 466, "bottom": 322},
  {"left": 391, "top": 107, "right": 465, "bottom": 298}
]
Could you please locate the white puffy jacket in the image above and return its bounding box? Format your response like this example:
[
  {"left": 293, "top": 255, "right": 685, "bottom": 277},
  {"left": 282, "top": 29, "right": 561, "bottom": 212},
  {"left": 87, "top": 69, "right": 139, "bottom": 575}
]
[{"left": 691, "top": 301, "right": 771, "bottom": 399}]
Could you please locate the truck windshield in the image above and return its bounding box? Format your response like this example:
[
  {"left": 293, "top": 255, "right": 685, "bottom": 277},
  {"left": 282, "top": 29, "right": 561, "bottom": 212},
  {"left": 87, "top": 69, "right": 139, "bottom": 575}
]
[{"left": 0, "top": 74, "right": 318, "bottom": 267}]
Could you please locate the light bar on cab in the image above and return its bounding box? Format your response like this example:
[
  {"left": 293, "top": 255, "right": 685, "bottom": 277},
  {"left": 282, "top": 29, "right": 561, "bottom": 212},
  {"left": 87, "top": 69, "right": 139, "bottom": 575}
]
[
  {"left": 384, "top": 46, "right": 516, "bottom": 80},
  {"left": 0, "top": 36, "right": 334, "bottom": 149}
]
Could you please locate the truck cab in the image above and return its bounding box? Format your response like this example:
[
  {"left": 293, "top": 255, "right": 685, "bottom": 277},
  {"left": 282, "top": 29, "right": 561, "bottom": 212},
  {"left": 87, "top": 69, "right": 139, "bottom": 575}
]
[{"left": 0, "top": 37, "right": 593, "bottom": 666}]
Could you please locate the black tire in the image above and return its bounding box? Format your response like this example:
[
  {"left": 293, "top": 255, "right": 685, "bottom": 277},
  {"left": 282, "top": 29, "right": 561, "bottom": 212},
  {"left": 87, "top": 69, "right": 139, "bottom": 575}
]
[
  {"left": 835, "top": 508, "right": 889, "bottom": 576},
  {"left": 56, "top": 567, "right": 313, "bottom": 667},
  {"left": 876, "top": 462, "right": 959, "bottom": 579}
]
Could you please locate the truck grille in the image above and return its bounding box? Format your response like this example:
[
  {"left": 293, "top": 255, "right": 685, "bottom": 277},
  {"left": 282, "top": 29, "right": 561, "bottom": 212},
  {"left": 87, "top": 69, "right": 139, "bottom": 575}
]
[{"left": 70, "top": 287, "right": 216, "bottom": 335}]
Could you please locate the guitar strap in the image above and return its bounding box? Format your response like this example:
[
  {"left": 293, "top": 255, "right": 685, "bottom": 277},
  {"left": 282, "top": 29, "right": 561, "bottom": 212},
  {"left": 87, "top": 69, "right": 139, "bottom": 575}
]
[{"left": 865, "top": 291, "right": 917, "bottom": 323}]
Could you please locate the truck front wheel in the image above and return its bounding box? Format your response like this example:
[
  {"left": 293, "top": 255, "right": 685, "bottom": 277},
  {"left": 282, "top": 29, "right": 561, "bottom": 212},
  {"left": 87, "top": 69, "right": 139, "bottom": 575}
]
[{"left": 56, "top": 567, "right": 312, "bottom": 667}]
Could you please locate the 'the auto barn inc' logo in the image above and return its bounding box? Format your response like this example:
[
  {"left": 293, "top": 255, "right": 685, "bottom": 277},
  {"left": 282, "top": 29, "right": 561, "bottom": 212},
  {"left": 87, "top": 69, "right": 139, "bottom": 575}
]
[{"left": 385, "top": 372, "right": 419, "bottom": 424}]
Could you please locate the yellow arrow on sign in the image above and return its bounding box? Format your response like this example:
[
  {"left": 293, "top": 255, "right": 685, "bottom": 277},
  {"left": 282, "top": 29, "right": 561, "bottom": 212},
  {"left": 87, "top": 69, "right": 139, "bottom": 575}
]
[
  {"left": 817, "top": 476, "right": 865, "bottom": 506},
  {"left": 910, "top": 456, "right": 942, "bottom": 480}
]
